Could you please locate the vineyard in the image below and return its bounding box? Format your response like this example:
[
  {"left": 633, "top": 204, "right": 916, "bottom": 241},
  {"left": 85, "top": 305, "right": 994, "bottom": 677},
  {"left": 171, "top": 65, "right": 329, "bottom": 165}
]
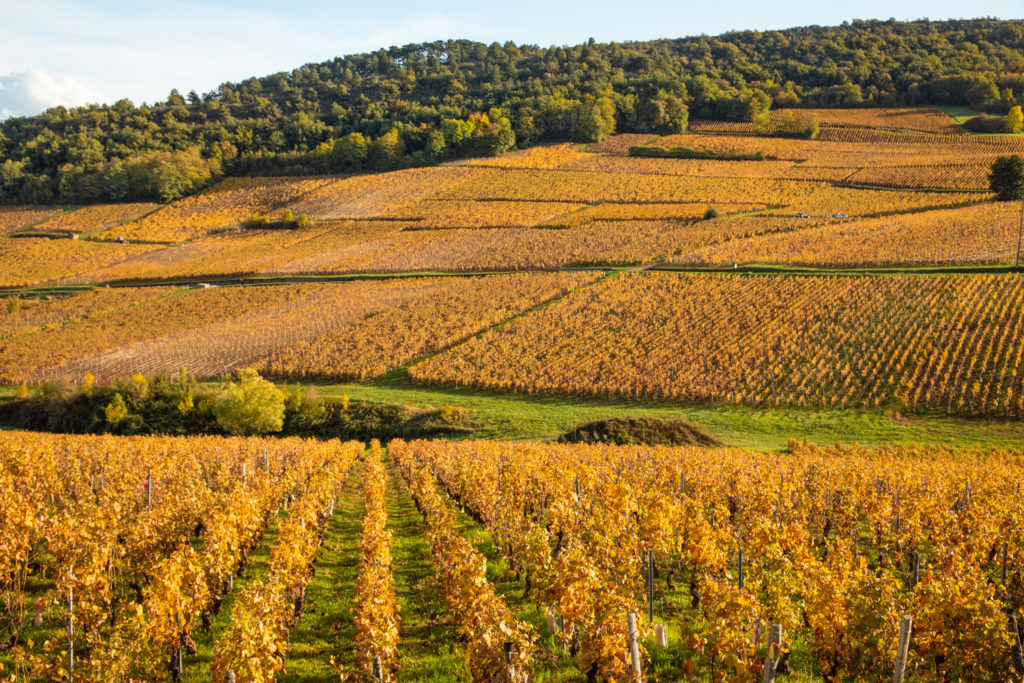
[
  {"left": 0, "top": 108, "right": 1020, "bottom": 288},
  {"left": 0, "top": 273, "right": 595, "bottom": 384},
  {"left": 674, "top": 202, "right": 1024, "bottom": 267},
  {"left": 4, "top": 431, "right": 1023, "bottom": 682},
  {"left": 410, "top": 271, "right": 1024, "bottom": 418}
]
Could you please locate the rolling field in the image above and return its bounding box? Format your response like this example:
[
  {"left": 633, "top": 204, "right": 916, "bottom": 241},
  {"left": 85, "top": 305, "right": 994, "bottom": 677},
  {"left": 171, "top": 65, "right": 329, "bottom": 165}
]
[
  {"left": 0, "top": 112, "right": 1021, "bottom": 290},
  {"left": 3, "top": 431, "right": 1023, "bottom": 682},
  {"left": 0, "top": 272, "right": 595, "bottom": 385},
  {"left": 409, "top": 271, "right": 1024, "bottom": 418},
  {"left": 1, "top": 108, "right": 1024, "bottom": 426}
]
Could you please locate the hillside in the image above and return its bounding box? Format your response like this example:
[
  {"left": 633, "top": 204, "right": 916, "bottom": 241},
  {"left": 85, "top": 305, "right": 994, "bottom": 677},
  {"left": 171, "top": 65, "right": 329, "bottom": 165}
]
[
  {"left": 1, "top": 107, "right": 1024, "bottom": 428},
  {"left": 1, "top": 18, "right": 1024, "bottom": 204}
]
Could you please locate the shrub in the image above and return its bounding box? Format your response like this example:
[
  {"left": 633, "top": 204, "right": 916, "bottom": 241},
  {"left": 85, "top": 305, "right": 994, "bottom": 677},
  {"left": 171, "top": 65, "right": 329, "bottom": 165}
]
[
  {"left": 105, "top": 393, "right": 129, "bottom": 425},
  {"left": 704, "top": 206, "right": 720, "bottom": 220},
  {"left": 558, "top": 416, "right": 721, "bottom": 447},
  {"left": 964, "top": 114, "right": 1012, "bottom": 134},
  {"left": 213, "top": 369, "right": 286, "bottom": 435},
  {"left": 242, "top": 213, "right": 269, "bottom": 228}
]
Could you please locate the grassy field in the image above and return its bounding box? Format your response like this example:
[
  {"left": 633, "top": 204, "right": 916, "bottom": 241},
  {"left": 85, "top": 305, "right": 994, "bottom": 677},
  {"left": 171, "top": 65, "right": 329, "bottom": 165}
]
[
  {"left": 302, "top": 370, "right": 1024, "bottom": 452},
  {"left": 939, "top": 105, "right": 981, "bottom": 125},
  {"left": 4, "top": 367, "right": 1022, "bottom": 451}
]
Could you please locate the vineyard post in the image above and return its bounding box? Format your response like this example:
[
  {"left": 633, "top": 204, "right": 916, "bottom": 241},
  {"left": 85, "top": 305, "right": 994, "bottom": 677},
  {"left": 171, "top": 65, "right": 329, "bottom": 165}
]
[
  {"left": 225, "top": 670, "right": 236, "bottom": 683},
  {"left": 647, "top": 550, "right": 654, "bottom": 624},
  {"left": 679, "top": 471, "right": 685, "bottom": 497},
  {"left": 762, "top": 624, "right": 782, "bottom": 683},
  {"left": 1002, "top": 542, "right": 1008, "bottom": 586},
  {"left": 146, "top": 470, "right": 152, "bottom": 510},
  {"left": 1016, "top": 191, "right": 1023, "bottom": 270},
  {"left": 910, "top": 552, "right": 921, "bottom": 588},
  {"left": 241, "top": 462, "right": 247, "bottom": 487},
  {"left": 503, "top": 642, "right": 514, "bottom": 681},
  {"left": 626, "top": 611, "right": 642, "bottom": 681},
  {"left": 738, "top": 550, "right": 745, "bottom": 590},
  {"left": 893, "top": 615, "right": 912, "bottom": 683},
  {"left": 372, "top": 654, "right": 383, "bottom": 682},
  {"left": 264, "top": 449, "right": 269, "bottom": 473},
  {"left": 66, "top": 567, "right": 74, "bottom": 681},
  {"left": 1009, "top": 616, "right": 1024, "bottom": 674}
]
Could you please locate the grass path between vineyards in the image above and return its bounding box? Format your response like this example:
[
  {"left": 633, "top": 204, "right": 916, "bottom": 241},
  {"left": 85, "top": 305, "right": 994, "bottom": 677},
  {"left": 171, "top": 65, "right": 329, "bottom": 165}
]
[
  {"left": 182, "top": 518, "right": 282, "bottom": 681},
  {"left": 382, "top": 454, "right": 471, "bottom": 681},
  {"left": 279, "top": 460, "right": 364, "bottom": 681}
]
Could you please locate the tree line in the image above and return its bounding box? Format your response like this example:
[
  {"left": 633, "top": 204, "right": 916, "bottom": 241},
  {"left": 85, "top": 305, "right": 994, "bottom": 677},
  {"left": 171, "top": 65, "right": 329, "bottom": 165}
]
[{"left": 1, "top": 18, "right": 1023, "bottom": 204}]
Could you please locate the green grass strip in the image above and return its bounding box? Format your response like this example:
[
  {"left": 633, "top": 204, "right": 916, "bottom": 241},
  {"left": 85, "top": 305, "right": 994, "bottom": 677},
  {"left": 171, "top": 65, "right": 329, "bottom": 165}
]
[{"left": 279, "top": 462, "right": 364, "bottom": 681}]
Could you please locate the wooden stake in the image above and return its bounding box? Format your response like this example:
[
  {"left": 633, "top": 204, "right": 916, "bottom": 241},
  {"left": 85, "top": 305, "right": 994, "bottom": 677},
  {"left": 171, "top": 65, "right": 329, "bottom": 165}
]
[
  {"left": 546, "top": 608, "right": 559, "bottom": 634},
  {"left": 1002, "top": 542, "right": 1009, "bottom": 586},
  {"left": 763, "top": 624, "right": 782, "bottom": 683},
  {"left": 654, "top": 623, "right": 668, "bottom": 648},
  {"left": 372, "top": 654, "right": 383, "bottom": 681},
  {"left": 626, "top": 612, "right": 641, "bottom": 681},
  {"left": 910, "top": 552, "right": 921, "bottom": 588},
  {"left": 646, "top": 550, "right": 654, "bottom": 624},
  {"left": 66, "top": 567, "right": 74, "bottom": 681},
  {"left": 1009, "top": 616, "right": 1024, "bottom": 675},
  {"left": 893, "top": 614, "right": 912, "bottom": 683},
  {"left": 146, "top": 470, "right": 152, "bottom": 510},
  {"left": 738, "top": 550, "right": 745, "bottom": 590}
]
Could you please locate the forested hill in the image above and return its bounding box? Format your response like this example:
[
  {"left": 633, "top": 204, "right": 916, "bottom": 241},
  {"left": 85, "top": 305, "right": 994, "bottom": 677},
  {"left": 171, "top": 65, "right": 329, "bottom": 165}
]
[{"left": 2, "top": 17, "right": 1023, "bottom": 204}]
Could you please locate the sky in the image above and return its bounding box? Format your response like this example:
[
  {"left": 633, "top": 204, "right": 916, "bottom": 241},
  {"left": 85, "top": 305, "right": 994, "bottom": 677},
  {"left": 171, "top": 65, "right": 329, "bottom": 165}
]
[{"left": 0, "top": 0, "right": 1021, "bottom": 118}]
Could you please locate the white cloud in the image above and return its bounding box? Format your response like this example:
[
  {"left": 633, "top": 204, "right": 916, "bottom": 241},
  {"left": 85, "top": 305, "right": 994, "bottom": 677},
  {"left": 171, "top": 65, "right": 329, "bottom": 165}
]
[{"left": 0, "top": 68, "right": 105, "bottom": 118}]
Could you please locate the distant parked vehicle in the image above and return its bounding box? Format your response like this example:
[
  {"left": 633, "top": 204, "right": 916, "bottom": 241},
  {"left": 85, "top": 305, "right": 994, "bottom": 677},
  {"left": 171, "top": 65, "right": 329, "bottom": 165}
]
[
  {"left": 829, "top": 213, "right": 849, "bottom": 218},
  {"left": 792, "top": 213, "right": 810, "bottom": 218}
]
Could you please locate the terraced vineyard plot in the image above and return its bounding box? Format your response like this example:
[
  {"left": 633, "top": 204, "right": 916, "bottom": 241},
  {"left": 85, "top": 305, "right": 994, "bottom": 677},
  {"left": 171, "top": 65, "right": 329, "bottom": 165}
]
[
  {"left": 388, "top": 199, "right": 588, "bottom": 229},
  {"left": 31, "top": 203, "right": 158, "bottom": 234},
  {"left": 288, "top": 166, "right": 479, "bottom": 220},
  {"left": 411, "top": 271, "right": 1024, "bottom": 417},
  {"left": 0, "top": 237, "right": 162, "bottom": 288},
  {"left": 0, "top": 286, "right": 174, "bottom": 339},
  {"left": 259, "top": 271, "right": 597, "bottom": 381},
  {"left": 100, "top": 177, "right": 334, "bottom": 243},
  {"left": 0, "top": 206, "right": 68, "bottom": 235},
  {"left": 437, "top": 166, "right": 982, "bottom": 216},
  {"left": 2, "top": 273, "right": 595, "bottom": 384},
  {"left": 772, "top": 106, "right": 964, "bottom": 133},
  {"left": 676, "top": 202, "right": 1023, "bottom": 266}
]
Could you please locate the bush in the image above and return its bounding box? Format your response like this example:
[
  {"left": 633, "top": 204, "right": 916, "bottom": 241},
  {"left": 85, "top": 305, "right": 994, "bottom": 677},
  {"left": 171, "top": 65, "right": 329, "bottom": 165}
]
[
  {"left": 213, "top": 369, "right": 286, "bottom": 435},
  {"left": 704, "top": 207, "right": 719, "bottom": 220},
  {"left": 0, "top": 373, "right": 477, "bottom": 441},
  {"left": 558, "top": 416, "right": 721, "bottom": 447},
  {"left": 628, "top": 145, "right": 766, "bottom": 161},
  {"left": 242, "top": 213, "right": 269, "bottom": 228},
  {"left": 964, "top": 114, "right": 1013, "bottom": 134},
  {"left": 989, "top": 155, "right": 1024, "bottom": 200},
  {"left": 104, "top": 393, "right": 129, "bottom": 425}
]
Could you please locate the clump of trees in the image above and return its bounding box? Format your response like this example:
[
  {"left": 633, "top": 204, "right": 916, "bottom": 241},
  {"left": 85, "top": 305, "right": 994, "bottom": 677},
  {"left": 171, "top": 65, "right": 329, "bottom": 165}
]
[
  {"left": 2, "top": 19, "right": 1024, "bottom": 204},
  {"left": 0, "top": 368, "right": 475, "bottom": 440},
  {"left": 965, "top": 106, "right": 1024, "bottom": 134},
  {"left": 990, "top": 155, "right": 1024, "bottom": 200}
]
